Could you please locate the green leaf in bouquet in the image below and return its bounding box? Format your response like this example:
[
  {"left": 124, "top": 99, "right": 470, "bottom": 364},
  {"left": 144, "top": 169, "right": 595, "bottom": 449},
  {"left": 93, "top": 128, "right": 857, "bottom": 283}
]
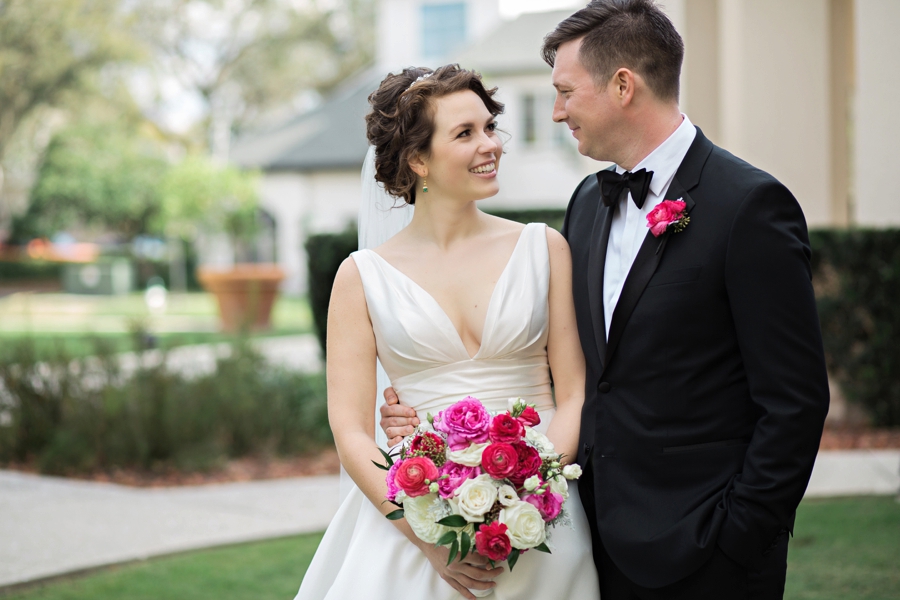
[
  {"left": 437, "top": 515, "right": 468, "bottom": 528},
  {"left": 507, "top": 548, "right": 521, "bottom": 572},
  {"left": 379, "top": 448, "right": 395, "bottom": 467},
  {"left": 534, "top": 542, "right": 551, "bottom": 554},
  {"left": 447, "top": 538, "right": 459, "bottom": 565},
  {"left": 436, "top": 531, "right": 458, "bottom": 547},
  {"left": 372, "top": 460, "right": 390, "bottom": 471},
  {"left": 460, "top": 531, "right": 472, "bottom": 561},
  {"left": 385, "top": 509, "right": 405, "bottom": 521}
]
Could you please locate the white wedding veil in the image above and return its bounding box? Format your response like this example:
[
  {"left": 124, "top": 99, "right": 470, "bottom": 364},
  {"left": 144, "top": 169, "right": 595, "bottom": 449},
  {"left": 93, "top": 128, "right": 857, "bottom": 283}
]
[{"left": 339, "top": 145, "right": 414, "bottom": 502}]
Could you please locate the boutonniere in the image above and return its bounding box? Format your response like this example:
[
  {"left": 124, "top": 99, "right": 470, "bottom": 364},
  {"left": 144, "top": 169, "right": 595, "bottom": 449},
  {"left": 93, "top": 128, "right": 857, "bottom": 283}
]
[{"left": 647, "top": 198, "right": 690, "bottom": 238}]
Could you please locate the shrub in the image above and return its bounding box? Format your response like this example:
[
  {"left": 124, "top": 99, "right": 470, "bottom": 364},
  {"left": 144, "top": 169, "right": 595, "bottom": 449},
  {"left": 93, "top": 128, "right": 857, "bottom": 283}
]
[
  {"left": 810, "top": 229, "right": 900, "bottom": 426},
  {"left": 305, "top": 227, "right": 358, "bottom": 355},
  {"left": 0, "top": 338, "right": 331, "bottom": 474}
]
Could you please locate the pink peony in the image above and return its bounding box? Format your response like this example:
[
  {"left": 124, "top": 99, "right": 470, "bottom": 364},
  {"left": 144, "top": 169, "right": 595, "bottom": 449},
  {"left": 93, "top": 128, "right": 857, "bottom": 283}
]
[
  {"left": 385, "top": 459, "right": 403, "bottom": 502},
  {"left": 509, "top": 442, "right": 542, "bottom": 487},
  {"left": 517, "top": 405, "right": 541, "bottom": 427},
  {"left": 437, "top": 461, "right": 479, "bottom": 498},
  {"left": 489, "top": 413, "right": 525, "bottom": 444},
  {"left": 475, "top": 521, "right": 512, "bottom": 561},
  {"left": 395, "top": 456, "right": 439, "bottom": 497},
  {"left": 646, "top": 199, "right": 687, "bottom": 237},
  {"left": 481, "top": 443, "right": 519, "bottom": 479},
  {"left": 433, "top": 397, "right": 491, "bottom": 450},
  {"left": 523, "top": 492, "right": 564, "bottom": 521}
]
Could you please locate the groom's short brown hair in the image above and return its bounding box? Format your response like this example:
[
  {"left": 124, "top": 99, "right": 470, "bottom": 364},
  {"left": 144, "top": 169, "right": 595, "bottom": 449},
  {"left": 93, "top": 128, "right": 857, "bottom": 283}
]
[{"left": 541, "top": 0, "right": 684, "bottom": 102}]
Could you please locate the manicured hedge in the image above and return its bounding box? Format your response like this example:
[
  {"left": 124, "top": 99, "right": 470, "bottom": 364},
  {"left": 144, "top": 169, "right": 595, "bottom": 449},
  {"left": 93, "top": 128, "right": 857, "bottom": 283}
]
[{"left": 809, "top": 229, "right": 900, "bottom": 426}]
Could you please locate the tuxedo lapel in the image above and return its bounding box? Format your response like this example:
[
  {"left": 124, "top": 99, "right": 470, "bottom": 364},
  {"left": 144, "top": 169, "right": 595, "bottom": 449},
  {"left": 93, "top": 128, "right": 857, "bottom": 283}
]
[
  {"left": 602, "top": 128, "right": 712, "bottom": 368},
  {"left": 588, "top": 202, "right": 614, "bottom": 365}
]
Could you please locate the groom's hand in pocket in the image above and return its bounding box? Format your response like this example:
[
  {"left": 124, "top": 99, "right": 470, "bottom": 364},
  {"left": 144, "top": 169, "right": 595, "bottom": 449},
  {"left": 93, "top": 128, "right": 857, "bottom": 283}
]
[{"left": 380, "top": 387, "right": 419, "bottom": 446}]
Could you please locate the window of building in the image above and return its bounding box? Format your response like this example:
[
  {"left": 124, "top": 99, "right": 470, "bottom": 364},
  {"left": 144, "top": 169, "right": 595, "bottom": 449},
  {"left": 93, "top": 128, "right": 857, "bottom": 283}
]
[
  {"left": 522, "top": 94, "right": 537, "bottom": 145},
  {"left": 421, "top": 3, "right": 467, "bottom": 60}
]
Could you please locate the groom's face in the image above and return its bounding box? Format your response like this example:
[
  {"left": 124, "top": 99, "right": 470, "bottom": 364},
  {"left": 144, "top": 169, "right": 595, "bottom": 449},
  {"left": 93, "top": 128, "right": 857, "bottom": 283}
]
[{"left": 551, "top": 38, "right": 618, "bottom": 162}]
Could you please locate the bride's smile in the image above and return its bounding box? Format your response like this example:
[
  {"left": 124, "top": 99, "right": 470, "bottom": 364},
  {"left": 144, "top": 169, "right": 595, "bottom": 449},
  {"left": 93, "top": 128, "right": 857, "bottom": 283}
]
[{"left": 413, "top": 90, "right": 503, "bottom": 203}]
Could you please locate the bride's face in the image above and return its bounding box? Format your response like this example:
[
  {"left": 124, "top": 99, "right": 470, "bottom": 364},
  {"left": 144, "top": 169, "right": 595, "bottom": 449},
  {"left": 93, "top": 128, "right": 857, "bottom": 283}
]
[{"left": 418, "top": 90, "right": 502, "bottom": 202}]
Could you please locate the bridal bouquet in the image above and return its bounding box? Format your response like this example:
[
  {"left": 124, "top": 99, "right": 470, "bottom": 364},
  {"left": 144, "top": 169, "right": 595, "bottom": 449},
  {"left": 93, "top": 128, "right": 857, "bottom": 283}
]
[{"left": 375, "top": 396, "right": 582, "bottom": 571}]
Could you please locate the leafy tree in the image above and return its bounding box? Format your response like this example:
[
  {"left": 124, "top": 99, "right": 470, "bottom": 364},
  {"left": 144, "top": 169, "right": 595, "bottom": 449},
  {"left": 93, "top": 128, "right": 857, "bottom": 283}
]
[
  {"left": 0, "top": 0, "right": 140, "bottom": 221},
  {"left": 134, "top": 0, "right": 375, "bottom": 158},
  {"left": 9, "top": 120, "right": 170, "bottom": 242},
  {"left": 158, "top": 155, "right": 260, "bottom": 262}
]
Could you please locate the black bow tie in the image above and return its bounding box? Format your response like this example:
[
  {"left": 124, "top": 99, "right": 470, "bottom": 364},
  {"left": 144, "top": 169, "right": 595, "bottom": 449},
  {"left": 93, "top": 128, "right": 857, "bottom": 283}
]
[{"left": 597, "top": 168, "right": 654, "bottom": 209}]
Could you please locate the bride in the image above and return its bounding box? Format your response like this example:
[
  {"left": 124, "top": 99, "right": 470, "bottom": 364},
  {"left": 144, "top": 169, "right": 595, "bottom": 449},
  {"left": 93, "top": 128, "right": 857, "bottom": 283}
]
[{"left": 294, "top": 64, "right": 599, "bottom": 600}]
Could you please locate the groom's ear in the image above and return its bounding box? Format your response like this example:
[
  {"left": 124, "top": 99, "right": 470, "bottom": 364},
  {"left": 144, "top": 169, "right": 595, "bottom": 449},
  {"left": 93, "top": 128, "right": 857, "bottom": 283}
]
[{"left": 612, "top": 68, "right": 636, "bottom": 106}]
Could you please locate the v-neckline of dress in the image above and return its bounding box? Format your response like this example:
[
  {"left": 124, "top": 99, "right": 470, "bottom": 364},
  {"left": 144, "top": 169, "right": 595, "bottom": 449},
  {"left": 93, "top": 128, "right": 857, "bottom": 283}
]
[{"left": 366, "top": 225, "right": 530, "bottom": 360}]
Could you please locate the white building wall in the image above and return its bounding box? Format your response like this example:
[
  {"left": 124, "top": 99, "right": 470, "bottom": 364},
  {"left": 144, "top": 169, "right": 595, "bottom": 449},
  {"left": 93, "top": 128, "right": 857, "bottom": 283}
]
[
  {"left": 718, "top": 0, "right": 832, "bottom": 227},
  {"left": 853, "top": 0, "right": 900, "bottom": 227}
]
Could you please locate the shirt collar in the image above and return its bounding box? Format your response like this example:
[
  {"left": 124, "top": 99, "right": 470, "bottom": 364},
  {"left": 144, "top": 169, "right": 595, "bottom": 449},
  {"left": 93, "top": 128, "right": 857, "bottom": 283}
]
[{"left": 615, "top": 114, "right": 696, "bottom": 198}]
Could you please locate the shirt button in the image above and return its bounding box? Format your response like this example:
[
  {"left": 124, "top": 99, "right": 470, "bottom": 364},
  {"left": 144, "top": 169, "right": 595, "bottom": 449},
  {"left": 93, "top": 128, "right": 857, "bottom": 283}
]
[{"left": 598, "top": 382, "right": 612, "bottom": 393}]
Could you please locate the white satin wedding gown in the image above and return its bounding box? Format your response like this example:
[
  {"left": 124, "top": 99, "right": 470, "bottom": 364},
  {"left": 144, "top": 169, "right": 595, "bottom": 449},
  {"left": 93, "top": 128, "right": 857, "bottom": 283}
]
[{"left": 294, "top": 223, "right": 600, "bottom": 600}]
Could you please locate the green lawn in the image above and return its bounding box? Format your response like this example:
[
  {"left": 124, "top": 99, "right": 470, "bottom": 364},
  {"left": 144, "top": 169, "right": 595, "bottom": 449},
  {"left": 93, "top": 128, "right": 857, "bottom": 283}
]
[
  {"left": 2, "top": 533, "right": 324, "bottom": 600},
  {"left": 785, "top": 496, "right": 900, "bottom": 599},
  {"left": 3, "top": 497, "right": 897, "bottom": 600},
  {"left": 0, "top": 292, "right": 313, "bottom": 360}
]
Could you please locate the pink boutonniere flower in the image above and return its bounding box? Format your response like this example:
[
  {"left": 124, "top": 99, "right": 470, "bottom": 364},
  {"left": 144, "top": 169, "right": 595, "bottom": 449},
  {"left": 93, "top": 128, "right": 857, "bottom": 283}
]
[{"left": 647, "top": 198, "right": 690, "bottom": 237}]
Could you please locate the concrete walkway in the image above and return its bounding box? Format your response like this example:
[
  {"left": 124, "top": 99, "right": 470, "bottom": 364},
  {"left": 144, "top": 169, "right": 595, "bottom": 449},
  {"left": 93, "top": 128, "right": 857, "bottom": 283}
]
[
  {"left": 2, "top": 450, "right": 898, "bottom": 590},
  {"left": 0, "top": 471, "right": 340, "bottom": 589}
]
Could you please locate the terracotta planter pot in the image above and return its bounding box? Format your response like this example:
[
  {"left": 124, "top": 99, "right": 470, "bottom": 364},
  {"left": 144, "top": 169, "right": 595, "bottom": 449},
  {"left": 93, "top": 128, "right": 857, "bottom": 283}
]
[{"left": 197, "top": 264, "right": 285, "bottom": 332}]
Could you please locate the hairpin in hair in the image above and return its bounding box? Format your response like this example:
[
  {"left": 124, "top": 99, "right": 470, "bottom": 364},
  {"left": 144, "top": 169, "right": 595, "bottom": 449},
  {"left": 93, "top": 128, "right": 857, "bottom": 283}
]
[{"left": 407, "top": 72, "right": 433, "bottom": 90}]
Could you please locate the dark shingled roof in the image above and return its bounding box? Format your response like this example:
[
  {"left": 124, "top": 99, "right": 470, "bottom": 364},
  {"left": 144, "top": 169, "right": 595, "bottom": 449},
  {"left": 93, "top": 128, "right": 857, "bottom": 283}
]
[{"left": 230, "top": 70, "right": 379, "bottom": 172}]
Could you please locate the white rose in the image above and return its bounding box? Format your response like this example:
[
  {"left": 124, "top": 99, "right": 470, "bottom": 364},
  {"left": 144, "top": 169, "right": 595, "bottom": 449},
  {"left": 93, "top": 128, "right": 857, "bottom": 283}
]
[
  {"left": 447, "top": 442, "right": 489, "bottom": 467},
  {"left": 497, "top": 484, "right": 519, "bottom": 507},
  {"left": 403, "top": 493, "right": 448, "bottom": 544},
  {"left": 562, "top": 464, "right": 582, "bottom": 480},
  {"left": 525, "top": 427, "right": 556, "bottom": 459},
  {"left": 523, "top": 475, "right": 541, "bottom": 492},
  {"left": 548, "top": 474, "right": 569, "bottom": 499},
  {"left": 499, "top": 501, "right": 546, "bottom": 549},
  {"left": 455, "top": 474, "right": 498, "bottom": 523}
]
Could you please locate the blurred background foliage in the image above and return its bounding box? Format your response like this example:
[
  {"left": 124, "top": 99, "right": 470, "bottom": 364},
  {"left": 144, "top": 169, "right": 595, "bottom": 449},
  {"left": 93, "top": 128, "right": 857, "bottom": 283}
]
[{"left": 0, "top": 0, "right": 376, "bottom": 241}]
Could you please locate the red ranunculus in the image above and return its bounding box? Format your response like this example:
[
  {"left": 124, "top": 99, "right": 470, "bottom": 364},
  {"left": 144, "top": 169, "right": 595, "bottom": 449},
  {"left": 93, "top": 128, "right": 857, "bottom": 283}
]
[
  {"left": 647, "top": 199, "right": 688, "bottom": 237},
  {"left": 475, "top": 521, "right": 512, "bottom": 561},
  {"left": 408, "top": 431, "right": 446, "bottom": 460},
  {"left": 394, "top": 456, "right": 439, "bottom": 497},
  {"left": 509, "top": 442, "right": 542, "bottom": 487},
  {"left": 481, "top": 443, "right": 518, "bottom": 479},
  {"left": 489, "top": 413, "right": 524, "bottom": 444},
  {"left": 517, "top": 405, "right": 541, "bottom": 427},
  {"left": 523, "top": 491, "right": 564, "bottom": 521}
]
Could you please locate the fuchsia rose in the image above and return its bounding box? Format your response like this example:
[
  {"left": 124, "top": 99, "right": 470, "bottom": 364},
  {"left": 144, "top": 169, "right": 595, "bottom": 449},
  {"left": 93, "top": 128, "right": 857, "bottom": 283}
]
[
  {"left": 523, "top": 492, "right": 564, "bottom": 522},
  {"left": 385, "top": 459, "right": 403, "bottom": 502},
  {"left": 509, "top": 442, "right": 542, "bottom": 487},
  {"left": 481, "top": 443, "right": 518, "bottom": 479},
  {"left": 394, "top": 456, "right": 439, "bottom": 497},
  {"left": 437, "top": 461, "right": 478, "bottom": 498},
  {"left": 433, "top": 397, "right": 491, "bottom": 450},
  {"left": 489, "top": 413, "right": 525, "bottom": 444},
  {"left": 517, "top": 405, "right": 541, "bottom": 427},
  {"left": 475, "top": 521, "right": 512, "bottom": 561},
  {"left": 647, "top": 199, "right": 688, "bottom": 237}
]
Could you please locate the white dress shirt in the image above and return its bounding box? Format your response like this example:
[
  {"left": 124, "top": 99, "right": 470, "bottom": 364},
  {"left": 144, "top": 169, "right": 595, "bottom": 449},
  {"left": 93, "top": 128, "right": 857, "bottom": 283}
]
[{"left": 603, "top": 114, "right": 696, "bottom": 338}]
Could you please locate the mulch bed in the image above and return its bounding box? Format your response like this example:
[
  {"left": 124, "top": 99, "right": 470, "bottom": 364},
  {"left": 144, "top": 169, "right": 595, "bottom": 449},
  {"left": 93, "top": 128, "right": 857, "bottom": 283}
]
[
  {"left": 5, "top": 429, "right": 899, "bottom": 488},
  {"left": 3, "top": 447, "right": 341, "bottom": 488},
  {"left": 819, "top": 426, "right": 900, "bottom": 450}
]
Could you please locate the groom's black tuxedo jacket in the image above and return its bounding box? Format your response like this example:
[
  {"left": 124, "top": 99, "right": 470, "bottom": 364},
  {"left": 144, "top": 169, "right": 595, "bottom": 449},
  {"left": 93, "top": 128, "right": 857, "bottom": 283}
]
[{"left": 561, "top": 128, "right": 829, "bottom": 588}]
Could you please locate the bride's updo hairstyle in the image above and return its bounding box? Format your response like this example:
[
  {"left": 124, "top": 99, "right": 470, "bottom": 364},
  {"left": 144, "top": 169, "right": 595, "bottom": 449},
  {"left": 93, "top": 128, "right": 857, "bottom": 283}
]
[{"left": 365, "top": 64, "right": 504, "bottom": 205}]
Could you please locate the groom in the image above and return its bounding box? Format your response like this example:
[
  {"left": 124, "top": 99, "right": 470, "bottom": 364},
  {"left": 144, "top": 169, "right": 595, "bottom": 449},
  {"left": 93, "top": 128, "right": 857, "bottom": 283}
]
[{"left": 381, "top": 0, "right": 829, "bottom": 597}]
